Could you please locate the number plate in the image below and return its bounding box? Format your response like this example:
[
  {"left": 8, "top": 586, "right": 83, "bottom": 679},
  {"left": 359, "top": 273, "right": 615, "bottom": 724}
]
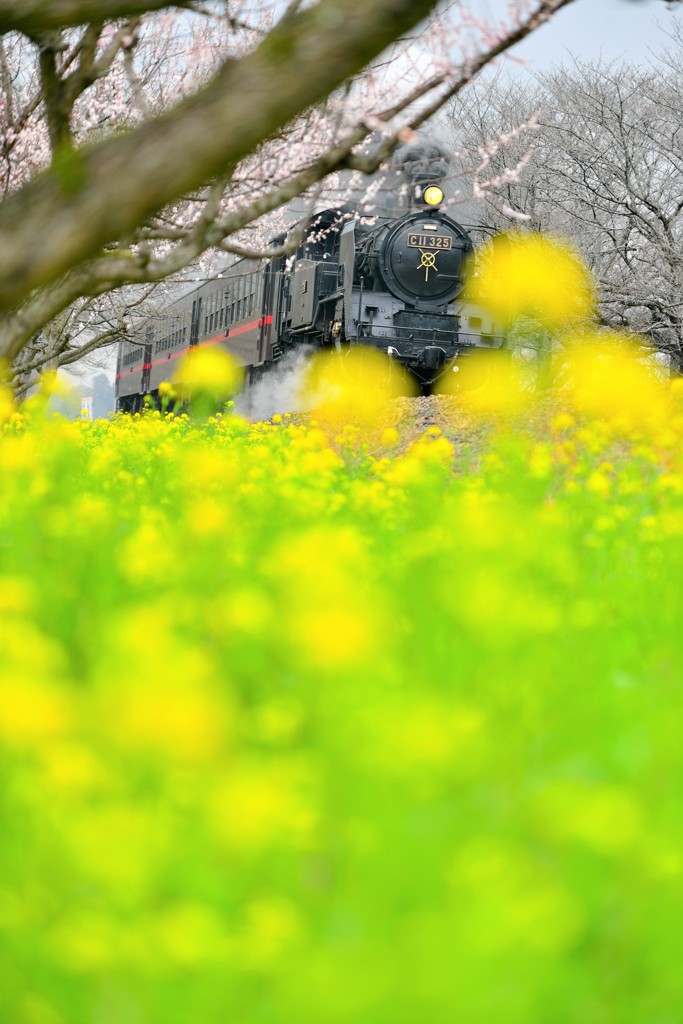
[{"left": 407, "top": 233, "right": 452, "bottom": 250}]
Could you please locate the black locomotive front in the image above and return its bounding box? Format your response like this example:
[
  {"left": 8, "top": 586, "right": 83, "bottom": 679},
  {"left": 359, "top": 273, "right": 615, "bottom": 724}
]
[
  {"left": 377, "top": 210, "right": 472, "bottom": 306},
  {"left": 336, "top": 200, "right": 475, "bottom": 386}
]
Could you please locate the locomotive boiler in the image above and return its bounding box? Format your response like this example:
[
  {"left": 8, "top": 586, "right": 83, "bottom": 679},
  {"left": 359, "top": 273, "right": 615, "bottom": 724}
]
[{"left": 116, "top": 152, "right": 502, "bottom": 410}]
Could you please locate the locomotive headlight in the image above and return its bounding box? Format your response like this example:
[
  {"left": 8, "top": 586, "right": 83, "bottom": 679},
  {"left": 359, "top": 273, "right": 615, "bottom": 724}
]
[{"left": 423, "top": 184, "right": 444, "bottom": 207}]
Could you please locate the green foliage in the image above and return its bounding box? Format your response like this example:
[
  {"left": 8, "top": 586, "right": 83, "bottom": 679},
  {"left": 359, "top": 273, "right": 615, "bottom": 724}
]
[{"left": 0, "top": 400, "right": 682, "bottom": 1023}]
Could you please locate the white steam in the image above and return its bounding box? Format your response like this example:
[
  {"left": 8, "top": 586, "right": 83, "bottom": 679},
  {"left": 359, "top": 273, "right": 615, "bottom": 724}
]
[{"left": 235, "top": 346, "right": 315, "bottom": 421}]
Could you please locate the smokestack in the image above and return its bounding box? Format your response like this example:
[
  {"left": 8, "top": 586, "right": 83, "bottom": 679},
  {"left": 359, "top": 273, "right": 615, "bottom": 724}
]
[{"left": 395, "top": 142, "right": 451, "bottom": 185}]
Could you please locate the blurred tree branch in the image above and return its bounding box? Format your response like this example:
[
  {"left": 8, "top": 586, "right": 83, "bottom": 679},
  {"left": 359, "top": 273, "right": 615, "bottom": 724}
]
[{"left": 0, "top": 1, "right": 197, "bottom": 35}]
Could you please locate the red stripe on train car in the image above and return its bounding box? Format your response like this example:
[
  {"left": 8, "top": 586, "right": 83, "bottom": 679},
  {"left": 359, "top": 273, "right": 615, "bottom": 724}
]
[{"left": 116, "top": 315, "right": 273, "bottom": 379}]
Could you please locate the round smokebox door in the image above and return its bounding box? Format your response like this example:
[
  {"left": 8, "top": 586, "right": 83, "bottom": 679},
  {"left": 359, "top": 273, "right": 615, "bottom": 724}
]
[{"left": 380, "top": 214, "right": 471, "bottom": 305}]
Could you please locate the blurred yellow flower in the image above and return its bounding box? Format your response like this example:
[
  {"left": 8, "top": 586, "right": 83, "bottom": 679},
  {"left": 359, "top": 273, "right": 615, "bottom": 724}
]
[
  {"left": 467, "top": 232, "right": 596, "bottom": 328},
  {"left": 210, "top": 760, "right": 317, "bottom": 851},
  {"left": 0, "top": 576, "right": 34, "bottom": 614},
  {"left": 116, "top": 682, "right": 230, "bottom": 761},
  {"left": 295, "top": 604, "right": 376, "bottom": 669},
  {"left": 172, "top": 345, "right": 243, "bottom": 401},
  {"left": 0, "top": 679, "right": 71, "bottom": 745},
  {"left": 564, "top": 333, "right": 669, "bottom": 430},
  {"left": 300, "top": 346, "right": 416, "bottom": 430},
  {"left": 551, "top": 412, "right": 575, "bottom": 433},
  {"left": 380, "top": 426, "right": 399, "bottom": 447}
]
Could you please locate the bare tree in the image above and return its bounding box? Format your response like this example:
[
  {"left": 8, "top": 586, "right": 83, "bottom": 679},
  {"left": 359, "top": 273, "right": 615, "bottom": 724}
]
[{"left": 448, "top": 36, "right": 683, "bottom": 368}]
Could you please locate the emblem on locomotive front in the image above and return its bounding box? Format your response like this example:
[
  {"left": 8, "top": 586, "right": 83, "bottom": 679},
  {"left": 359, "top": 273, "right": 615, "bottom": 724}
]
[
  {"left": 417, "top": 249, "right": 438, "bottom": 282},
  {"left": 406, "top": 231, "right": 453, "bottom": 281}
]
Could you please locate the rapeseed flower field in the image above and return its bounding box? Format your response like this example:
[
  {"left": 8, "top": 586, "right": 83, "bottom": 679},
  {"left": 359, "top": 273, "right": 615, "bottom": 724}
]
[{"left": 2, "top": 237, "right": 683, "bottom": 1023}]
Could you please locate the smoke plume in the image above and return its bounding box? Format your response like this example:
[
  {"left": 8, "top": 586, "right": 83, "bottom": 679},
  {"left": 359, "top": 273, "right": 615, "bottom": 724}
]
[
  {"left": 234, "top": 346, "right": 314, "bottom": 421},
  {"left": 395, "top": 141, "right": 451, "bottom": 183}
]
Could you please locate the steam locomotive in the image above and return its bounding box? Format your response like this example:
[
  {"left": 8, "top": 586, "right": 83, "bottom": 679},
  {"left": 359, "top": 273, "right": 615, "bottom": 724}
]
[{"left": 115, "top": 160, "right": 502, "bottom": 410}]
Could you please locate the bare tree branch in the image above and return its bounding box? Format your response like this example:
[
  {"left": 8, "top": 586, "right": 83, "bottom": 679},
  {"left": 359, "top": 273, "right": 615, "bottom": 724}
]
[
  {"left": 0, "top": 1, "right": 198, "bottom": 36},
  {"left": 0, "top": 0, "right": 577, "bottom": 317}
]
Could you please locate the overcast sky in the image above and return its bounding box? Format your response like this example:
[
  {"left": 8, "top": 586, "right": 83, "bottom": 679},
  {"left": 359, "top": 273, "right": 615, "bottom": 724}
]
[{"left": 485, "top": 0, "right": 683, "bottom": 70}]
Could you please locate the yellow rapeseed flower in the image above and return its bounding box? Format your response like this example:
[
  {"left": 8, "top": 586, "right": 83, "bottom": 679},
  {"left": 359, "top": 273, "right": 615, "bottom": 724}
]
[
  {"left": 300, "top": 346, "right": 416, "bottom": 430},
  {"left": 466, "top": 232, "right": 596, "bottom": 328},
  {"left": 210, "top": 761, "right": 317, "bottom": 851},
  {"left": 564, "top": 332, "right": 669, "bottom": 430},
  {"left": 380, "top": 426, "right": 399, "bottom": 447},
  {"left": 116, "top": 682, "right": 229, "bottom": 761},
  {"left": 0, "top": 678, "right": 71, "bottom": 745},
  {"left": 172, "top": 345, "right": 243, "bottom": 401}
]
